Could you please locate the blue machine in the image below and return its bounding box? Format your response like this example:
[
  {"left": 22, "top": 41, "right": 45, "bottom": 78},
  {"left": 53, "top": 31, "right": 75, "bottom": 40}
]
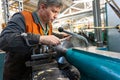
[
  {"left": 0, "top": 52, "right": 5, "bottom": 80},
  {"left": 64, "top": 47, "right": 120, "bottom": 80}
]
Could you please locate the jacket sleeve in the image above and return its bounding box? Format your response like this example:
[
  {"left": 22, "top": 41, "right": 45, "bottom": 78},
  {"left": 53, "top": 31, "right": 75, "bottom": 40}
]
[{"left": 0, "top": 12, "right": 40, "bottom": 54}]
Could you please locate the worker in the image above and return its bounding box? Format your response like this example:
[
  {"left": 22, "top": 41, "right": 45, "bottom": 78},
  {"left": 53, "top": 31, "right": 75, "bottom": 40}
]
[{"left": 0, "top": 0, "right": 80, "bottom": 80}]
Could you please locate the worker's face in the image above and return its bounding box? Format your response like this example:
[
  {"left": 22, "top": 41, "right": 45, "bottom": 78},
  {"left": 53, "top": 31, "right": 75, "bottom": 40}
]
[
  {"left": 41, "top": 5, "right": 61, "bottom": 22},
  {"left": 46, "top": 6, "right": 61, "bottom": 22}
]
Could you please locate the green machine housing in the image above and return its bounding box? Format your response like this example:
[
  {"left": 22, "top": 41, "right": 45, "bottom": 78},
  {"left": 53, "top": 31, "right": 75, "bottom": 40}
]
[
  {"left": 0, "top": 52, "right": 5, "bottom": 80},
  {"left": 64, "top": 47, "right": 120, "bottom": 80}
]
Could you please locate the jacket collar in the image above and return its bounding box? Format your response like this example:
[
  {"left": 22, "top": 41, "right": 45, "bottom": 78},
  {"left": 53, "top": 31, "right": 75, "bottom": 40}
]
[{"left": 32, "top": 11, "right": 39, "bottom": 24}]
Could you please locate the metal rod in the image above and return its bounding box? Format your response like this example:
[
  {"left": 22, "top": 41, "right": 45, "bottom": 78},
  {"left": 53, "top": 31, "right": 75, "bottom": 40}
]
[
  {"left": 111, "top": 0, "right": 120, "bottom": 11},
  {"left": 83, "top": 25, "right": 120, "bottom": 29}
]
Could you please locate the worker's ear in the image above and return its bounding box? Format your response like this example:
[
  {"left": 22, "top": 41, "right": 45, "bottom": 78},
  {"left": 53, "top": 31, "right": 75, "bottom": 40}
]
[{"left": 40, "top": 4, "right": 47, "bottom": 9}]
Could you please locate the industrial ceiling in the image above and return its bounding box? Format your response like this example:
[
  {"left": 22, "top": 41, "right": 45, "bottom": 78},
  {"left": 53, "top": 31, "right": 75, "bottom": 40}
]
[{"left": 2, "top": 0, "right": 105, "bottom": 29}]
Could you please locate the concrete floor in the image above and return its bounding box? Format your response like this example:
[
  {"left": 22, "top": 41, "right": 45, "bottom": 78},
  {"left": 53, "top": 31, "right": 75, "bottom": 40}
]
[{"left": 32, "top": 61, "right": 70, "bottom": 80}]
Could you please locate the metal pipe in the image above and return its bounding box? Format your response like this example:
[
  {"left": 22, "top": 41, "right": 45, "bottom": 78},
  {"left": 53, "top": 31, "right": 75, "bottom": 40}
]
[
  {"left": 93, "top": 0, "right": 103, "bottom": 47},
  {"left": 83, "top": 25, "right": 120, "bottom": 29}
]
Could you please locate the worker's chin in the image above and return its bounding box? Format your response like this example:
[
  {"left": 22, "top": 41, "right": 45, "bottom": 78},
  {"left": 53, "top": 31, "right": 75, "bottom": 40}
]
[{"left": 50, "top": 19, "right": 54, "bottom": 22}]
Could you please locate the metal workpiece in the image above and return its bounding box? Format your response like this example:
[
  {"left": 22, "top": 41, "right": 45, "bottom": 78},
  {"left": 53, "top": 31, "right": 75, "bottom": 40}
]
[
  {"left": 58, "top": 27, "right": 89, "bottom": 47},
  {"left": 65, "top": 47, "right": 120, "bottom": 80},
  {"left": 54, "top": 45, "right": 67, "bottom": 55}
]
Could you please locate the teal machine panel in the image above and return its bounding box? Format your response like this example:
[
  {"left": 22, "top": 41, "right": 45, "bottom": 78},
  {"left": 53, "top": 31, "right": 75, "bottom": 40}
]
[
  {"left": 64, "top": 47, "right": 120, "bottom": 80},
  {"left": 0, "top": 52, "right": 5, "bottom": 80},
  {"left": 106, "top": 0, "right": 120, "bottom": 52}
]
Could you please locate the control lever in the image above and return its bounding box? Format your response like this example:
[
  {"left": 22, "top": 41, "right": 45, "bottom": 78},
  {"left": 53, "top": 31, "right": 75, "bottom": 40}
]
[{"left": 58, "top": 27, "right": 89, "bottom": 47}]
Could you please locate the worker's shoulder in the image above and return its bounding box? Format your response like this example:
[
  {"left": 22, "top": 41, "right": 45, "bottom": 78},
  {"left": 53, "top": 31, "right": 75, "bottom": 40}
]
[
  {"left": 10, "top": 11, "right": 24, "bottom": 20},
  {"left": 21, "top": 10, "right": 33, "bottom": 16}
]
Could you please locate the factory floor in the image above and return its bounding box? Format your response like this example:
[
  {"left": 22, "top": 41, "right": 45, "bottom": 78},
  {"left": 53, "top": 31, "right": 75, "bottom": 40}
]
[
  {"left": 32, "top": 61, "right": 68, "bottom": 80},
  {"left": 32, "top": 61, "right": 80, "bottom": 80}
]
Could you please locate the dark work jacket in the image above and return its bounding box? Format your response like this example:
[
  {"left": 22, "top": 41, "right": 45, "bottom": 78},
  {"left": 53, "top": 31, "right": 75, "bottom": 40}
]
[{"left": 0, "top": 11, "right": 46, "bottom": 80}]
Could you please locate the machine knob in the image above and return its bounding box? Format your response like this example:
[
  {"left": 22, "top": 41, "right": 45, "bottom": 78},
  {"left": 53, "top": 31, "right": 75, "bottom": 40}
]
[{"left": 58, "top": 27, "right": 64, "bottom": 32}]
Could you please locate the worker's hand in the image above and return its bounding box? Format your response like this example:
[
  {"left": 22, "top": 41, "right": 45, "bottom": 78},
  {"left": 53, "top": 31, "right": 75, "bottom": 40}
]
[
  {"left": 62, "top": 33, "right": 70, "bottom": 38},
  {"left": 66, "top": 35, "right": 72, "bottom": 41},
  {"left": 60, "top": 35, "right": 72, "bottom": 42},
  {"left": 39, "top": 35, "right": 61, "bottom": 45}
]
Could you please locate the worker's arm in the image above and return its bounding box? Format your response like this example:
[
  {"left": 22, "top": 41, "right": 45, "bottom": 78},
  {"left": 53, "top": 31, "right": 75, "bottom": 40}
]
[
  {"left": 0, "top": 12, "right": 61, "bottom": 53},
  {"left": 0, "top": 12, "right": 40, "bottom": 53}
]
